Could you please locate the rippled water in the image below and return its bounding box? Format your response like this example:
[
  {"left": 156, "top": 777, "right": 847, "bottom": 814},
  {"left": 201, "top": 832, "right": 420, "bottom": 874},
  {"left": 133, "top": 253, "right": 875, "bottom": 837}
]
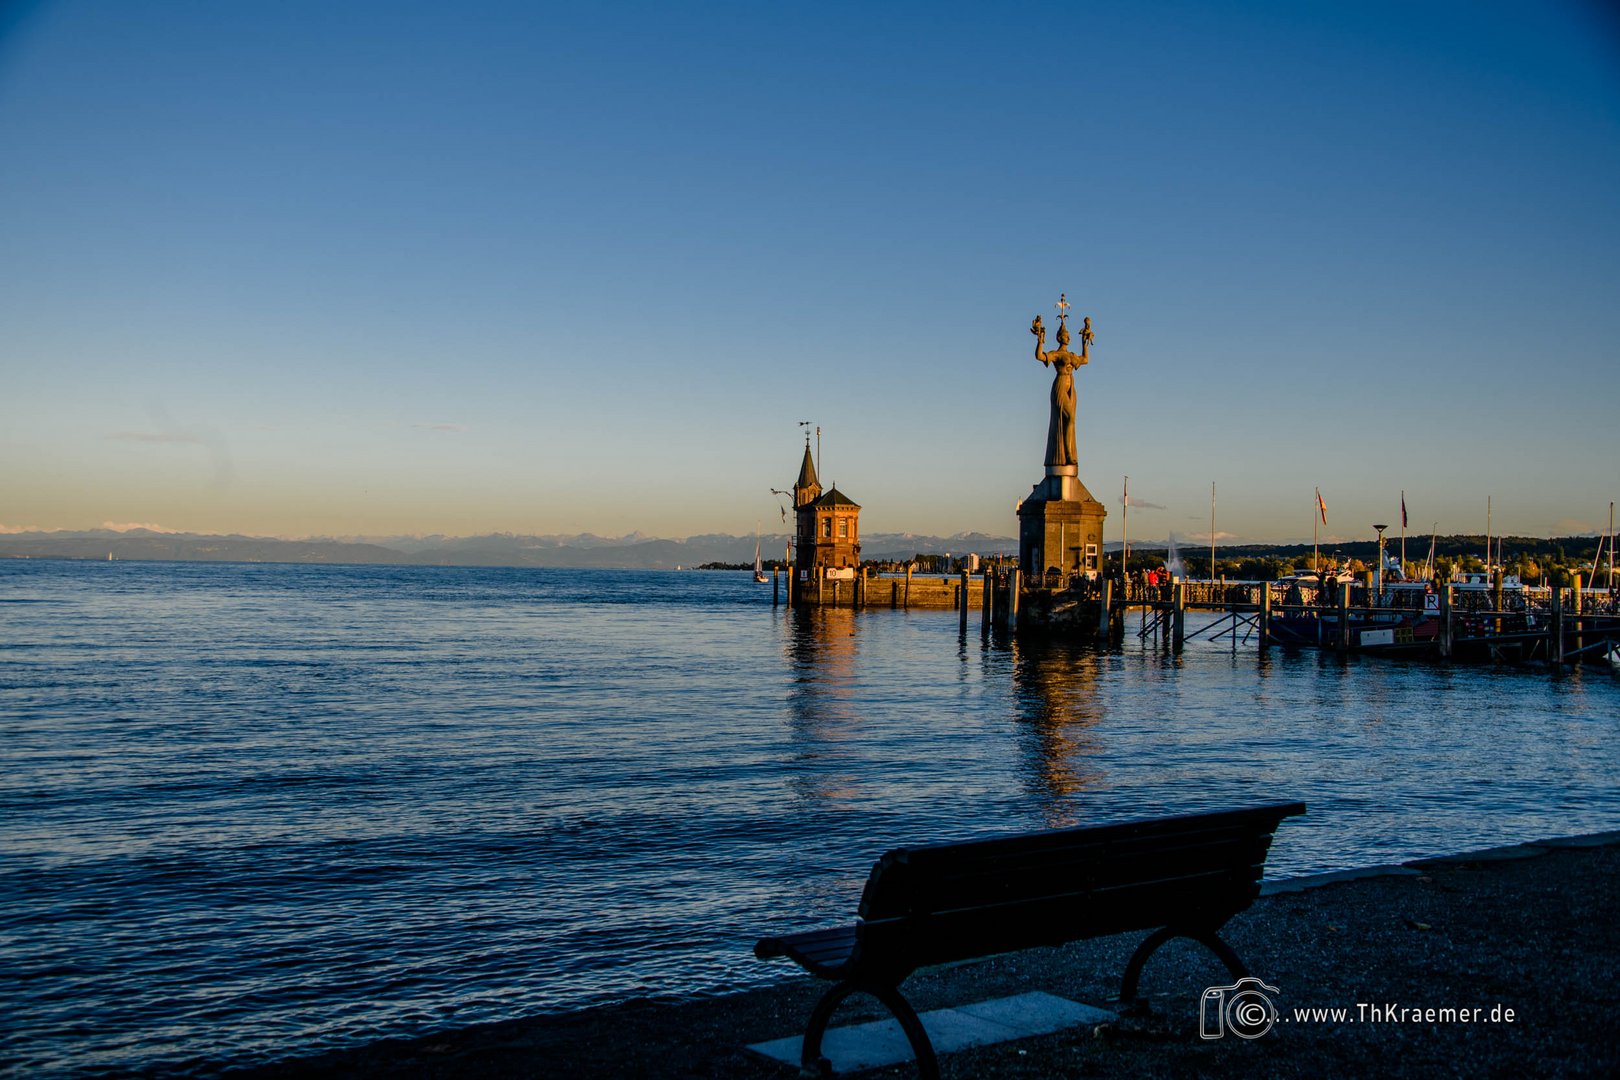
[{"left": 3, "top": 560, "right": 1618, "bottom": 1075}]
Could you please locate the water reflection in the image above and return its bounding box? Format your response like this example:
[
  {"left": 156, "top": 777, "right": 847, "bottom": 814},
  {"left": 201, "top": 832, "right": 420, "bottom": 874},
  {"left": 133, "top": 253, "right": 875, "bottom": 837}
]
[
  {"left": 1010, "top": 637, "right": 1107, "bottom": 825},
  {"left": 781, "top": 605, "right": 864, "bottom": 807}
]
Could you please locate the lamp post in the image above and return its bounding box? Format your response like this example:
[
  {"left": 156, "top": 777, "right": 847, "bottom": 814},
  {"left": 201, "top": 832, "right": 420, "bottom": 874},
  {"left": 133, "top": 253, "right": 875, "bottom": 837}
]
[{"left": 1373, "top": 523, "right": 1388, "bottom": 597}]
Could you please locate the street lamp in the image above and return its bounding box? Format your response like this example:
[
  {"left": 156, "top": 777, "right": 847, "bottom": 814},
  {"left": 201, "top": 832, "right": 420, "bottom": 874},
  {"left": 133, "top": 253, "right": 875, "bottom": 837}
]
[{"left": 1373, "top": 524, "right": 1388, "bottom": 594}]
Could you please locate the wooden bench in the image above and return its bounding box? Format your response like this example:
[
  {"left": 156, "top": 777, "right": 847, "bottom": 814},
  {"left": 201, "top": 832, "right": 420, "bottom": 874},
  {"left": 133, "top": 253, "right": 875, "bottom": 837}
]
[{"left": 754, "top": 802, "right": 1305, "bottom": 1077}]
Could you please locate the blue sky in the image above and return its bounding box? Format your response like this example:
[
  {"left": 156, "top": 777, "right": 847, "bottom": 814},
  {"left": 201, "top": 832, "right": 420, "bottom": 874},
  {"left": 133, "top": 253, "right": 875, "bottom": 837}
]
[{"left": 2, "top": 0, "right": 1616, "bottom": 544}]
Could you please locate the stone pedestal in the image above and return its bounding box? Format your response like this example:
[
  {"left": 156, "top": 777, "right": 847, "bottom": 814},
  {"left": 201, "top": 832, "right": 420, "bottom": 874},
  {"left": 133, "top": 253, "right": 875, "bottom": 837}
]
[{"left": 1018, "top": 466, "right": 1107, "bottom": 581}]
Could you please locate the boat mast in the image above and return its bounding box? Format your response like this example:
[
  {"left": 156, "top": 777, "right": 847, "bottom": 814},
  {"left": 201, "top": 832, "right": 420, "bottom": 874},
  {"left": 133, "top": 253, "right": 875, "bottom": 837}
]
[
  {"left": 1400, "top": 490, "right": 1406, "bottom": 578},
  {"left": 1313, "top": 487, "right": 1321, "bottom": 574},
  {"left": 1122, "top": 475, "right": 1129, "bottom": 574}
]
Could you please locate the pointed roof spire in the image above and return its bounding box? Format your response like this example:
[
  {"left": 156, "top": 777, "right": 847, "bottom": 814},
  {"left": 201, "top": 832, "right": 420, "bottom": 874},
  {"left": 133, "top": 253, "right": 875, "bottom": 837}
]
[{"left": 796, "top": 443, "right": 819, "bottom": 491}]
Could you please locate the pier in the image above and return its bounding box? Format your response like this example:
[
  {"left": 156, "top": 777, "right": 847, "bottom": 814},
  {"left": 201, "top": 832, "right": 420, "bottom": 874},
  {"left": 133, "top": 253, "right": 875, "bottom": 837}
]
[
  {"left": 997, "top": 572, "right": 1620, "bottom": 670},
  {"left": 777, "top": 565, "right": 987, "bottom": 613}
]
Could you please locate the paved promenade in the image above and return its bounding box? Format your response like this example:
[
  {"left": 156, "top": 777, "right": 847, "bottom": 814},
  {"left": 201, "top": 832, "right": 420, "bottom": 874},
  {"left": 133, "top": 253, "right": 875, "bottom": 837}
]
[{"left": 228, "top": 833, "right": 1620, "bottom": 1079}]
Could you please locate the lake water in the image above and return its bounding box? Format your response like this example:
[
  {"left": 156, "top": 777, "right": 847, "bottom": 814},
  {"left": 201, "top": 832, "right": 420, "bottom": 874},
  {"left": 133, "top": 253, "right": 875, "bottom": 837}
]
[{"left": 4, "top": 560, "right": 1618, "bottom": 1076}]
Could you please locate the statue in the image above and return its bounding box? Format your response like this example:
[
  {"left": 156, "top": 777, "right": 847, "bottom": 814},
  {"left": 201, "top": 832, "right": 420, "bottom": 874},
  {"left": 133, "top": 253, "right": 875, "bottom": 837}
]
[{"left": 1030, "top": 294, "right": 1091, "bottom": 468}]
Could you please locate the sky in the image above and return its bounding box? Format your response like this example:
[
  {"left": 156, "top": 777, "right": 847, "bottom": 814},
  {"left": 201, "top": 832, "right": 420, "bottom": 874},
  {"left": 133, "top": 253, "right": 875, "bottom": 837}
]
[{"left": 2, "top": 0, "right": 1617, "bottom": 545}]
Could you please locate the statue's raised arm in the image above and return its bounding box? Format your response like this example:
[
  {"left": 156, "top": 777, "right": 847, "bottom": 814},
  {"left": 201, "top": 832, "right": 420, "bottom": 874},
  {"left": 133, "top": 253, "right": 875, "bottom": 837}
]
[{"left": 1031, "top": 315, "right": 1049, "bottom": 364}]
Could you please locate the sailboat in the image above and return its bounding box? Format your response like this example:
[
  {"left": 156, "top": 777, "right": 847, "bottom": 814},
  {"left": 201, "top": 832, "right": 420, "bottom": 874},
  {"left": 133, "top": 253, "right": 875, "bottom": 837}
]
[{"left": 753, "top": 532, "right": 768, "bottom": 583}]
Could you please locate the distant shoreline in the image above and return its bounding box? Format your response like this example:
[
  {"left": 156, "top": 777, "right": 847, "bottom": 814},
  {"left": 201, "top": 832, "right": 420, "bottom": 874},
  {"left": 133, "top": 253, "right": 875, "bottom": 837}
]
[{"left": 2, "top": 529, "right": 1608, "bottom": 577}]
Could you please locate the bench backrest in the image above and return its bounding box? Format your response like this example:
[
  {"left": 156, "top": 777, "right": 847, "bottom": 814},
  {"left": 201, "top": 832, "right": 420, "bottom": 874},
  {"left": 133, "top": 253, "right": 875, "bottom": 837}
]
[{"left": 853, "top": 802, "right": 1305, "bottom": 972}]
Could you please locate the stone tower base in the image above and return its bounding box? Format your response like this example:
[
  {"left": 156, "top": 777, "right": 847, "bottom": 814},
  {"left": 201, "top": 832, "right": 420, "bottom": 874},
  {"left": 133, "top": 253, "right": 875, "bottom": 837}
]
[{"left": 1018, "top": 466, "right": 1107, "bottom": 582}]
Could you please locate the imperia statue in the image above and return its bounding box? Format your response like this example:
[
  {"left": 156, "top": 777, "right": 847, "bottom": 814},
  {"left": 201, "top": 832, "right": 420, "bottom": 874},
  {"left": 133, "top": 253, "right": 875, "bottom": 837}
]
[{"left": 1030, "top": 294, "right": 1092, "bottom": 468}]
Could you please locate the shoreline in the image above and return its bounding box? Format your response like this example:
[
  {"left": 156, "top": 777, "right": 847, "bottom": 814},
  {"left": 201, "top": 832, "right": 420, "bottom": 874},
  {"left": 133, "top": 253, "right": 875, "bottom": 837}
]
[{"left": 220, "top": 830, "right": 1620, "bottom": 1079}]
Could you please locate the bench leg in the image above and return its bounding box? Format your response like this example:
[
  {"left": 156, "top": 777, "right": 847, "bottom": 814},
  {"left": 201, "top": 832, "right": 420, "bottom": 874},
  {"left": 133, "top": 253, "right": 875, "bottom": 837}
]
[
  {"left": 800, "top": 980, "right": 939, "bottom": 1080},
  {"left": 1119, "top": 926, "right": 1249, "bottom": 1007}
]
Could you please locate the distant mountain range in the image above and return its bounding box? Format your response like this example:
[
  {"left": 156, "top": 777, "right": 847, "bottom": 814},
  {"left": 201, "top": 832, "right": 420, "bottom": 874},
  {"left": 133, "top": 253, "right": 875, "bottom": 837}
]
[
  {"left": 0, "top": 528, "right": 1019, "bottom": 570},
  {"left": 0, "top": 528, "right": 1604, "bottom": 572}
]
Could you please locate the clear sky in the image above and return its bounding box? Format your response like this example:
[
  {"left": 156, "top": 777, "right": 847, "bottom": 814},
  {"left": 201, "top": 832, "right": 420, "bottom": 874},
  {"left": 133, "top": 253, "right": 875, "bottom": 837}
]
[{"left": 2, "top": 0, "right": 1617, "bottom": 545}]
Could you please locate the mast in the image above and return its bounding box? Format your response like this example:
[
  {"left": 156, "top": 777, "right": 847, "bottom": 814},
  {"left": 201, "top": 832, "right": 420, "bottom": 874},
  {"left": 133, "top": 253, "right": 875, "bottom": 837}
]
[
  {"left": 1486, "top": 495, "right": 1492, "bottom": 574},
  {"left": 1400, "top": 490, "right": 1407, "bottom": 578},
  {"left": 1210, "top": 481, "right": 1216, "bottom": 581},
  {"left": 1122, "top": 475, "right": 1129, "bottom": 573},
  {"left": 1313, "top": 487, "right": 1321, "bottom": 574}
]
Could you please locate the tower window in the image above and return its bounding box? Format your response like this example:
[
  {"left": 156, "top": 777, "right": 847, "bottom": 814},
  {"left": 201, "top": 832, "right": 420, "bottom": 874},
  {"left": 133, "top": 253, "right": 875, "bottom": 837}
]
[{"left": 838, "top": 518, "right": 848, "bottom": 539}]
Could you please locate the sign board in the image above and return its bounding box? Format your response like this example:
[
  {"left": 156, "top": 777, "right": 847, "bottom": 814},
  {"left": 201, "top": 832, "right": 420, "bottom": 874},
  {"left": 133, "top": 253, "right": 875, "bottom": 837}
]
[
  {"left": 1359, "top": 628, "right": 1395, "bottom": 647},
  {"left": 825, "top": 567, "right": 856, "bottom": 581}
]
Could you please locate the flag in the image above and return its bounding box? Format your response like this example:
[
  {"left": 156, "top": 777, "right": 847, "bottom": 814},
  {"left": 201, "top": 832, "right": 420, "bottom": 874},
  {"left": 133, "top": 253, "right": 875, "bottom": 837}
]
[
  {"left": 1123, "top": 476, "right": 1129, "bottom": 507},
  {"left": 1316, "top": 487, "right": 1327, "bottom": 525},
  {"left": 1401, "top": 492, "right": 1407, "bottom": 529}
]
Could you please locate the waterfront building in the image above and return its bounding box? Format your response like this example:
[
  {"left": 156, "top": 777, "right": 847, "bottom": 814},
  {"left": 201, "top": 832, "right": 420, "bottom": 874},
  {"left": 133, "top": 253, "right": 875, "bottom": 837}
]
[{"left": 791, "top": 441, "right": 861, "bottom": 590}]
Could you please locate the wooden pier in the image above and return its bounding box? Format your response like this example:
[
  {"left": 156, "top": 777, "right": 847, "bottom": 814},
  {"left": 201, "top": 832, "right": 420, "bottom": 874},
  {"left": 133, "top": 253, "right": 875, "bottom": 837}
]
[
  {"left": 979, "top": 570, "right": 1620, "bottom": 670},
  {"left": 777, "top": 565, "right": 1618, "bottom": 671}
]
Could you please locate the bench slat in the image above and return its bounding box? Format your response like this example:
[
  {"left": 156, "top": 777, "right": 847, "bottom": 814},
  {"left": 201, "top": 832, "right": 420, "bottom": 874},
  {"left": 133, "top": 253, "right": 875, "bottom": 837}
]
[
  {"left": 755, "top": 925, "right": 858, "bottom": 977},
  {"left": 756, "top": 803, "right": 1305, "bottom": 990},
  {"left": 857, "top": 867, "right": 1263, "bottom": 969},
  {"left": 861, "top": 830, "right": 1284, "bottom": 920},
  {"left": 895, "top": 803, "right": 1303, "bottom": 863}
]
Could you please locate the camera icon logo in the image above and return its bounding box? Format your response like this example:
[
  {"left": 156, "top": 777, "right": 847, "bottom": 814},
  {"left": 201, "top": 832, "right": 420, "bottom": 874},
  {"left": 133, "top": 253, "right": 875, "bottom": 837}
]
[{"left": 1199, "top": 977, "right": 1279, "bottom": 1040}]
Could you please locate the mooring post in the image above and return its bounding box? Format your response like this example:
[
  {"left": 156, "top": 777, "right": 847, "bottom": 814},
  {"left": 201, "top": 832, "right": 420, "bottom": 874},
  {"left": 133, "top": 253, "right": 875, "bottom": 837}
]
[
  {"left": 1550, "top": 583, "right": 1563, "bottom": 665},
  {"left": 1172, "top": 582, "right": 1186, "bottom": 652},
  {"left": 959, "top": 569, "right": 970, "bottom": 634},
  {"left": 1493, "top": 570, "right": 1505, "bottom": 636},
  {"left": 1009, "top": 569, "right": 1021, "bottom": 629},
  {"left": 817, "top": 572, "right": 824, "bottom": 607},
  {"left": 1337, "top": 584, "right": 1350, "bottom": 653},
  {"left": 1258, "top": 582, "right": 1271, "bottom": 652},
  {"left": 904, "top": 564, "right": 912, "bottom": 609},
  {"left": 773, "top": 566, "right": 780, "bottom": 607},
  {"left": 1099, "top": 576, "right": 1113, "bottom": 635},
  {"left": 982, "top": 568, "right": 993, "bottom": 635},
  {"left": 1572, "top": 572, "right": 1584, "bottom": 662},
  {"left": 1439, "top": 585, "right": 1452, "bottom": 658}
]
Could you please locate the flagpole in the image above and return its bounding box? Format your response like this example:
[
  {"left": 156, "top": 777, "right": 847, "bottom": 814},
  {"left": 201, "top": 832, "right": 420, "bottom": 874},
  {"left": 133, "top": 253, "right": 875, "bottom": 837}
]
[
  {"left": 1610, "top": 500, "right": 1615, "bottom": 591},
  {"left": 1400, "top": 490, "right": 1406, "bottom": 578},
  {"left": 1486, "top": 496, "right": 1492, "bottom": 574},
  {"left": 1122, "top": 475, "right": 1129, "bottom": 574},
  {"left": 1313, "top": 488, "right": 1320, "bottom": 574},
  {"left": 1210, "top": 481, "right": 1216, "bottom": 582}
]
